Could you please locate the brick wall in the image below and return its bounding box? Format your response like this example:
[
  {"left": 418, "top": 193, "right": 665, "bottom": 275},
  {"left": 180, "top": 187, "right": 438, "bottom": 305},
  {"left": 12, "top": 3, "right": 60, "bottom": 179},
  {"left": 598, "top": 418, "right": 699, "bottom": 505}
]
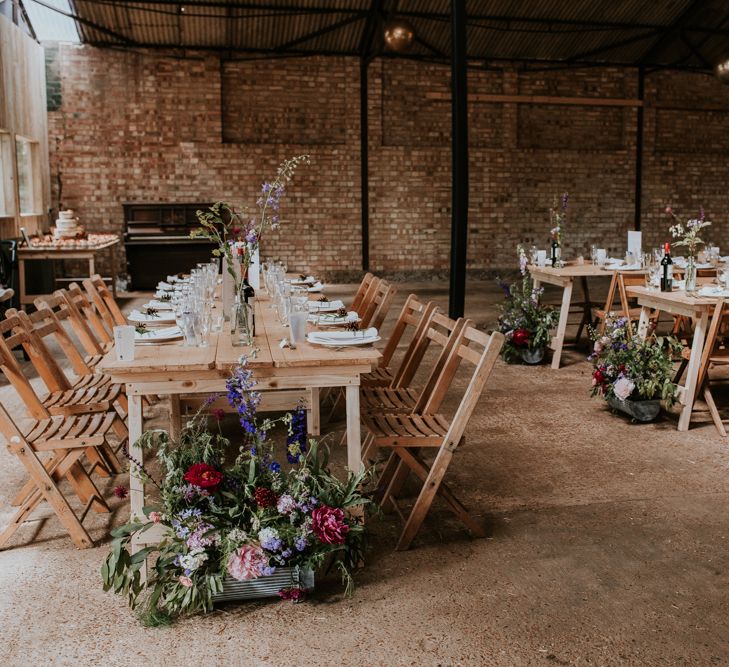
[{"left": 46, "top": 44, "right": 729, "bottom": 281}]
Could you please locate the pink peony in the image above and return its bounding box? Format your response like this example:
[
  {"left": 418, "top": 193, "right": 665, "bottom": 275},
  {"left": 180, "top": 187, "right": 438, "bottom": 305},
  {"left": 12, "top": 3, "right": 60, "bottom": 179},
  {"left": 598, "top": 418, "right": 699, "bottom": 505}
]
[
  {"left": 149, "top": 511, "right": 162, "bottom": 523},
  {"left": 227, "top": 544, "right": 269, "bottom": 581},
  {"left": 613, "top": 377, "right": 635, "bottom": 401},
  {"left": 311, "top": 505, "right": 350, "bottom": 545},
  {"left": 179, "top": 575, "right": 193, "bottom": 588}
]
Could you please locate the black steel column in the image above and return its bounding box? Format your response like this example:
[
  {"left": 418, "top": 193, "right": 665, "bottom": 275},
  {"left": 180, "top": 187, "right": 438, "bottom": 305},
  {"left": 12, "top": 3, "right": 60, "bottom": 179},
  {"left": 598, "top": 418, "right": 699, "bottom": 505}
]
[
  {"left": 634, "top": 66, "right": 645, "bottom": 230},
  {"left": 449, "top": 0, "right": 468, "bottom": 318},
  {"left": 360, "top": 57, "right": 370, "bottom": 271}
]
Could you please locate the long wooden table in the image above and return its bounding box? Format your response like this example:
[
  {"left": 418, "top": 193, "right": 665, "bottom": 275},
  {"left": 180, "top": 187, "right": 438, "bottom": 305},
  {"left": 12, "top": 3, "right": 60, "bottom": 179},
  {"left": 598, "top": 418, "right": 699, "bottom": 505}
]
[
  {"left": 98, "top": 297, "right": 381, "bottom": 554},
  {"left": 628, "top": 286, "right": 718, "bottom": 432}
]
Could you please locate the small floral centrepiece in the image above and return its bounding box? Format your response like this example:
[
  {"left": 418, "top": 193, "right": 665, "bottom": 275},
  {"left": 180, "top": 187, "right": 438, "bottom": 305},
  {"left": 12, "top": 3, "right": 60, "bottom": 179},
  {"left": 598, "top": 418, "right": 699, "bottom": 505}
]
[
  {"left": 498, "top": 245, "right": 559, "bottom": 363},
  {"left": 102, "top": 359, "right": 370, "bottom": 626},
  {"left": 550, "top": 192, "right": 569, "bottom": 246},
  {"left": 192, "top": 155, "right": 310, "bottom": 293},
  {"left": 589, "top": 316, "right": 682, "bottom": 408},
  {"left": 666, "top": 205, "right": 712, "bottom": 257}
]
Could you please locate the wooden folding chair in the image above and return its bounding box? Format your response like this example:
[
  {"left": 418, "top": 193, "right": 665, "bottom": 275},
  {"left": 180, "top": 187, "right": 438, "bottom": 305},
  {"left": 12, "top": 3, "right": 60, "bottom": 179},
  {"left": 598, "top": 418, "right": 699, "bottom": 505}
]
[
  {"left": 363, "top": 325, "right": 505, "bottom": 550},
  {"left": 83, "top": 274, "right": 126, "bottom": 330},
  {"left": 360, "top": 278, "right": 397, "bottom": 330},
  {"left": 0, "top": 314, "right": 125, "bottom": 474},
  {"left": 350, "top": 272, "right": 374, "bottom": 315},
  {"left": 33, "top": 287, "right": 113, "bottom": 368},
  {"left": 0, "top": 402, "right": 114, "bottom": 549},
  {"left": 361, "top": 295, "right": 436, "bottom": 388},
  {"left": 360, "top": 311, "right": 466, "bottom": 414}
]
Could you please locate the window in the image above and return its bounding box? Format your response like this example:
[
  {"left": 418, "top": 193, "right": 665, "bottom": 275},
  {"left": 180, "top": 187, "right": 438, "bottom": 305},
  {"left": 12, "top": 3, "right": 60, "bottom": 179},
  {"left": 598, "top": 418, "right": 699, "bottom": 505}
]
[
  {"left": 15, "top": 137, "right": 42, "bottom": 216},
  {"left": 0, "top": 132, "right": 14, "bottom": 217}
]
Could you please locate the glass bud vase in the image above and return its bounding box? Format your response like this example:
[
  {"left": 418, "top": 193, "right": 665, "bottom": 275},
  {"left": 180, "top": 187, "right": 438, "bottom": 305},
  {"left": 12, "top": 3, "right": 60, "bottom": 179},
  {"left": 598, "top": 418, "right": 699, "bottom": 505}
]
[
  {"left": 684, "top": 255, "right": 697, "bottom": 294},
  {"left": 231, "top": 297, "right": 254, "bottom": 347}
]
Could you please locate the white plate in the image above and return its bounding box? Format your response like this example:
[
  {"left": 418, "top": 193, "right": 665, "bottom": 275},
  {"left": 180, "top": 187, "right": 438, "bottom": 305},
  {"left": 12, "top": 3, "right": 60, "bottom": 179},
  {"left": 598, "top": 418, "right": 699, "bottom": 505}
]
[
  {"left": 128, "top": 309, "right": 177, "bottom": 324},
  {"left": 143, "top": 299, "right": 174, "bottom": 311},
  {"left": 307, "top": 282, "right": 324, "bottom": 293},
  {"left": 308, "top": 299, "right": 344, "bottom": 312},
  {"left": 605, "top": 263, "right": 643, "bottom": 271},
  {"left": 134, "top": 326, "right": 183, "bottom": 344}
]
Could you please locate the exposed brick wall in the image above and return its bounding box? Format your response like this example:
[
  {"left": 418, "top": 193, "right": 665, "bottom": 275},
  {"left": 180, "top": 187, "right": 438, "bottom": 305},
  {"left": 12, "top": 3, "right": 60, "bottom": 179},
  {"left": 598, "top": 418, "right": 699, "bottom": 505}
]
[{"left": 46, "top": 44, "right": 729, "bottom": 282}]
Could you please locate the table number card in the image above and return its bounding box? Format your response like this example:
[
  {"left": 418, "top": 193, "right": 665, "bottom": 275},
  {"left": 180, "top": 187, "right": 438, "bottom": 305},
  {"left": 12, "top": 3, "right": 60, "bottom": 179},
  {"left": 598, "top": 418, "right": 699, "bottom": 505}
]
[{"left": 628, "top": 231, "right": 642, "bottom": 258}]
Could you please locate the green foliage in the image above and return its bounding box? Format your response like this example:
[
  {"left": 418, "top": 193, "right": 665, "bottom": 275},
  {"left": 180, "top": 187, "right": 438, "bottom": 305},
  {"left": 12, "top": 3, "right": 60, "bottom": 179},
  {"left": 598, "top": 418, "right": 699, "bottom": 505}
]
[
  {"left": 497, "top": 275, "right": 559, "bottom": 362},
  {"left": 589, "top": 316, "right": 683, "bottom": 407}
]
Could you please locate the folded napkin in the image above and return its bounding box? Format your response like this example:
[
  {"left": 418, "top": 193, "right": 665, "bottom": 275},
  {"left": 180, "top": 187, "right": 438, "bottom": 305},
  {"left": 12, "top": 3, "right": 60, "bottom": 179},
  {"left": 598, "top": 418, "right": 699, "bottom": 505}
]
[
  {"left": 306, "top": 282, "right": 324, "bottom": 293},
  {"left": 317, "top": 311, "right": 359, "bottom": 325},
  {"left": 308, "top": 299, "right": 344, "bottom": 311},
  {"left": 308, "top": 327, "right": 378, "bottom": 342},
  {"left": 134, "top": 325, "right": 182, "bottom": 342},
  {"left": 157, "top": 281, "right": 174, "bottom": 290},
  {"left": 144, "top": 300, "right": 174, "bottom": 311},
  {"left": 129, "top": 309, "right": 176, "bottom": 323},
  {"left": 291, "top": 275, "right": 317, "bottom": 285}
]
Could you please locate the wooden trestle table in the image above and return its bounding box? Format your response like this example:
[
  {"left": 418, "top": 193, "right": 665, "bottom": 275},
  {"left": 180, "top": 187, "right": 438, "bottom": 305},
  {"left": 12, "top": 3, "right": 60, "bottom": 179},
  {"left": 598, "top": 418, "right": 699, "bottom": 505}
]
[
  {"left": 627, "top": 285, "right": 719, "bottom": 432},
  {"left": 98, "top": 296, "right": 381, "bottom": 556}
]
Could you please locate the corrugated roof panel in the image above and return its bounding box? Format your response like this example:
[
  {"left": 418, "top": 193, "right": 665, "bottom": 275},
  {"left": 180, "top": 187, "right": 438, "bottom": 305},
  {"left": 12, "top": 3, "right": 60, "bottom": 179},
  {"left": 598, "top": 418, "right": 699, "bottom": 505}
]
[{"left": 66, "top": 0, "right": 729, "bottom": 69}]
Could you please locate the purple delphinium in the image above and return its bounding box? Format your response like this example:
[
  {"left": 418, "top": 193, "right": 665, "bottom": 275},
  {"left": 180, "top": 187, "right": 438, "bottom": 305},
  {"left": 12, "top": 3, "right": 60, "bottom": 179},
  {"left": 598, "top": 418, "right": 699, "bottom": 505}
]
[{"left": 286, "top": 405, "right": 307, "bottom": 464}]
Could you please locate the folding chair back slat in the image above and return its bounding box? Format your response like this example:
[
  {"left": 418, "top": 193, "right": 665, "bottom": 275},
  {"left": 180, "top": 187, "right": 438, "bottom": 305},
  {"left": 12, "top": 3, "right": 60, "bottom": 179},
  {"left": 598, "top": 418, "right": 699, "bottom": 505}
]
[
  {"left": 351, "top": 272, "right": 374, "bottom": 314},
  {"left": 0, "top": 318, "right": 50, "bottom": 420},
  {"left": 66, "top": 282, "right": 112, "bottom": 347},
  {"left": 379, "top": 294, "right": 430, "bottom": 369},
  {"left": 83, "top": 275, "right": 126, "bottom": 329},
  {"left": 7, "top": 304, "right": 91, "bottom": 381},
  {"left": 366, "top": 280, "right": 397, "bottom": 331},
  {"left": 441, "top": 327, "right": 505, "bottom": 448}
]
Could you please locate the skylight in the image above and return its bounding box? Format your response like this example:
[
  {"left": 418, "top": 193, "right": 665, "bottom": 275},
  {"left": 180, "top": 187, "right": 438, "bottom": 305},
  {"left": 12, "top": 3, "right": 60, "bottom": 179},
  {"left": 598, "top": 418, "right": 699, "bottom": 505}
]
[{"left": 24, "top": 0, "right": 79, "bottom": 42}]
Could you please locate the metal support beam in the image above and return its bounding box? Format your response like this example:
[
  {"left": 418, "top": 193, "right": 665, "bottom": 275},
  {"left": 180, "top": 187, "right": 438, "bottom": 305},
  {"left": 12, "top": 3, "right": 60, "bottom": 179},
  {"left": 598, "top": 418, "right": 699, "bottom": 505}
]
[
  {"left": 449, "top": 0, "right": 468, "bottom": 319},
  {"left": 360, "top": 57, "right": 370, "bottom": 271},
  {"left": 634, "top": 67, "right": 645, "bottom": 231}
]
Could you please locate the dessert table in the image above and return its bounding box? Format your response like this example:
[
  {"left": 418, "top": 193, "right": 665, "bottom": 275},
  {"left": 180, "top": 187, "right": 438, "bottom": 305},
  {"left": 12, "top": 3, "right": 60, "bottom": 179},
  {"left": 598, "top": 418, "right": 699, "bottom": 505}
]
[
  {"left": 627, "top": 286, "right": 718, "bottom": 432},
  {"left": 98, "top": 296, "right": 381, "bottom": 559},
  {"left": 18, "top": 235, "right": 120, "bottom": 307}
]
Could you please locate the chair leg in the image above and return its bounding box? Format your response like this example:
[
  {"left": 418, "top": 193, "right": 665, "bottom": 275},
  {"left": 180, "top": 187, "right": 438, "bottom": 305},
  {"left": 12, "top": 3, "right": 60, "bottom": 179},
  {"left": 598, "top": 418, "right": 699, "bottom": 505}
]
[
  {"left": 703, "top": 385, "right": 727, "bottom": 437},
  {"left": 326, "top": 389, "right": 343, "bottom": 423},
  {"left": 395, "top": 443, "right": 484, "bottom": 551},
  {"left": 3, "top": 445, "right": 94, "bottom": 549}
]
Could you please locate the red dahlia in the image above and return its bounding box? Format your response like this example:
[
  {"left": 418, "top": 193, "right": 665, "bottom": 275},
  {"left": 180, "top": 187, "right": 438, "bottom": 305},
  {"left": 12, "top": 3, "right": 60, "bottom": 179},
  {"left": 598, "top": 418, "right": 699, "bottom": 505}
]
[
  {"left": 254, "top": 487, "right": 278, "bottom": 508},
  {"left": 512, "top": 328, "right": 530, "bottom": 347}
]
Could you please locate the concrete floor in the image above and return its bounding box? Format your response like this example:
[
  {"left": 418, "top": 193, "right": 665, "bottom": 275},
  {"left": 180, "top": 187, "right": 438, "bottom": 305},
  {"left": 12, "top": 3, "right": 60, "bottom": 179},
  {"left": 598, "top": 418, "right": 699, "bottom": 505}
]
[{"left": 1, "top": 278, "right": 728, "bottom": 666}]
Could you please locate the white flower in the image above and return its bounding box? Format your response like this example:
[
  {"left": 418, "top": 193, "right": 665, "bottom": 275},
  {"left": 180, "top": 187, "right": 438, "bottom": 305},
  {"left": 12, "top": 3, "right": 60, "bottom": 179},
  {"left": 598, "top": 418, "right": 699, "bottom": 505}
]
[
  {"left": 227, "top": 528, "right": 248, "bottom": 544},
  {"left": 179, "top": 551, "right": 208, "bottom": 572},
  {"left": 613, "top": 377, "right": 635, "bottom": 401}
]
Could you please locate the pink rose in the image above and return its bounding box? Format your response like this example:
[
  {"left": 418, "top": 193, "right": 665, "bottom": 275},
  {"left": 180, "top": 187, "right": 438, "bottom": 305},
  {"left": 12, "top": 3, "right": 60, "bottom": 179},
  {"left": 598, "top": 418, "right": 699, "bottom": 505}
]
[
  {"left": 665, "top": 206, "right": 673, "bottom": 214},
  {"left": 227, "top": 544, "right": 269, "bottom": 581},
  {"left": 149, "top": 511, "right": 162, "bottom": 523},
  {"left": 179, "top": 575, "right": 193, "bottom": 588},
  {"left": 311, "top": 505, "right": 350, "bottom": 545}
]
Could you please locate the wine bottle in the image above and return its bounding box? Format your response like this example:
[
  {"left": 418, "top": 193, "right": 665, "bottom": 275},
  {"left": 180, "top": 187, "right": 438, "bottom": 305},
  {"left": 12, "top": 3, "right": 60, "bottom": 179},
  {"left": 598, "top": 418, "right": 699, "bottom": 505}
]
[
  {"left": 551, "top": 239, "right": 559, "bottom": 267},
  {"left": 243, "top": 278, "right": 256, "bottom": 337},
  {"left": 660, "top": 242, "right": 673, "bottom": 292}
]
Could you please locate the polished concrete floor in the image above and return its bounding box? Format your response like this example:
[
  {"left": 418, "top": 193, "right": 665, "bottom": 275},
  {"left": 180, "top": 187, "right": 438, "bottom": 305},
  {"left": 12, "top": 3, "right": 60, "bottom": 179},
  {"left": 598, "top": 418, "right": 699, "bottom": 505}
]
[{"left": 1, "top": 278, "right": 727, "bottom": 666}]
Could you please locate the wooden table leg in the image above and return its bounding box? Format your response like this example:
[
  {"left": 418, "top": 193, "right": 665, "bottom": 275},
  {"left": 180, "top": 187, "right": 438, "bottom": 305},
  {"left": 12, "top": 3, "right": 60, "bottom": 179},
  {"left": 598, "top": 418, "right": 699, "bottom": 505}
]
[
  {"left": 345, "top": 384, "right": 363, "bottom": 473},
  {"left": 127, "top": 391, "right": 147, "bottom": 579},
  {"left": 637, "top": 306, "right": 651, "bottom": 339},
  {"left": 308, "top": 387, "right": 320, "bottom": 436},
  {"left": 550, "top": 280, "right": 574, "bottom": 369},
  {"left": 678, "top": 310, "right": 709, "bottom": 432},
  {"left": 169, "top": 394, "right": 181, "bottom": 442},
  {"left": 18, "top": 258, "right": 26, "bottom": 310}
]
